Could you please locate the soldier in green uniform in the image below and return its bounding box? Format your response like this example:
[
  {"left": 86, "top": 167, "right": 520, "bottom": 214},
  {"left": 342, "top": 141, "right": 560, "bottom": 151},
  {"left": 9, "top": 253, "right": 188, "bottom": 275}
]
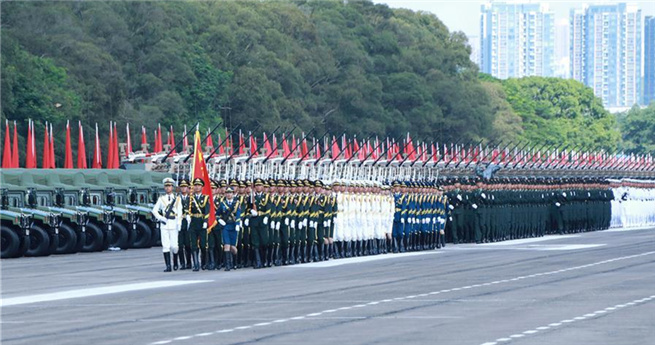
[{"left": 188, "top": 178, "right": 209, "bottom": 272}]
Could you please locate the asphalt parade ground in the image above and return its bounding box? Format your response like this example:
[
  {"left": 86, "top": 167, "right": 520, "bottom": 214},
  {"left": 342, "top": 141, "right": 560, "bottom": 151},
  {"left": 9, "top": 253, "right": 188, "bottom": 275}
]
[{"left": 1, "top": 227, "right": 654, "bottom": 345}]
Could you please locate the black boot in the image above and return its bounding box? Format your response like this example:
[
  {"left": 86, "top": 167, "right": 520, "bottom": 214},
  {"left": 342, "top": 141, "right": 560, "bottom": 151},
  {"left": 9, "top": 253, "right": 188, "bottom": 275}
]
[
  {"left": 192, "top": 251, "right": 200, "bottom": 271},
  {"left": 311, "top": 243, "right": 319, "bottom": 262},
  {"left": 163, "top": 252, "right": 172, "bottom": 272},
  {"left": 274, "top": 245, "right": 281, "bottom": 266},
  {"left": 173, "top": 252, "right": 179, "bottom": 271},
  {"left": 436, "top": 232, "right": 442, "bottom": 249},
  {"left": 224, "top": 252, "right": 232, "bottom": 272},
  {"left": 318, "top": 243, "right": 324, "bottom": 261},
  {"left": 201, "top": 250, "right": 207, "bottom": 270},
  {"left": 254, "top": 248, "right": 263, "bottom": 269},
  {"left": 185, "top": 248, "right": 192, "bottom": 269},
  {"left": 178, "top": 247, "right": 186, "bottom": 270},
  {"left": 208, "top": 250, "right": 216, "bottom": 270}
]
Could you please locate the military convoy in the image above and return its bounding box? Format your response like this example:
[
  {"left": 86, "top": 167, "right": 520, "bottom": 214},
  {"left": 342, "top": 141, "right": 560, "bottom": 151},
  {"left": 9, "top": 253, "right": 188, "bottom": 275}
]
[{"left": 0, "top": 169, "right": 170, "bottom": 258}]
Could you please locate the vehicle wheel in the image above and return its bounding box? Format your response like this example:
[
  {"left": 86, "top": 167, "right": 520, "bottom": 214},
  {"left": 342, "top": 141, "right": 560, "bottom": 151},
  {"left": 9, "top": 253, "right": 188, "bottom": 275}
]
[
  {"left": 25, "top": 225, "right": 50, "bottom": 257},
  {"left": 73, "top": 229, "right": 86, "bottom": 253},
  {"left": 82, "top": 222, "right": 104, "bottom": 252},
  {"left": 1, "top": 225, "right": 20, "bottom": 258},
  {"left": 110, "top": 221, "right": 129, "bottom": 249},
  {"left": 47, "top": 226, "right": 59, "bottom": 255},
  {"left": 149, "top": 221, "right": 160, "bottom": 247},
  {"left": 54, "top": 223, "right": 78, "bottom": 254},
  {"left": 132, "top": 220, "right": 152, "bottom": 248}
]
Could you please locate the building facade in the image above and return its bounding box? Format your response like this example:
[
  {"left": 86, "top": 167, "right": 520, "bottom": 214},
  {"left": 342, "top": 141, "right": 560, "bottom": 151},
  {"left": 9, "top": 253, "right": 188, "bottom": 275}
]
[{"left": 645, "top": 16, "right": 655, "bottom": 105}]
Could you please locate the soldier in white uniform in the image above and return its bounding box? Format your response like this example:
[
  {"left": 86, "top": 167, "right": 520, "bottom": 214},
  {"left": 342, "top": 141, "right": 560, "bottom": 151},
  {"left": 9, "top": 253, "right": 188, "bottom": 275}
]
[{"left": 151, "top": 177, "right": 183, "bottom": 272}]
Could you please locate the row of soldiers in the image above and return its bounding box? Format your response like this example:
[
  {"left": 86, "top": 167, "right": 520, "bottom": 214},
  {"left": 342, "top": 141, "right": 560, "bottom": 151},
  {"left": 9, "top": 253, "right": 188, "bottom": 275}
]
[
  {"left": 609, "top": 180, "right": 655, "bottom": 228},
  {"left": 443, "top": 176, "right": 614, "bottom": 244},
  {"left": 152, "top": 175, "right": 624, "bottom": 272}
]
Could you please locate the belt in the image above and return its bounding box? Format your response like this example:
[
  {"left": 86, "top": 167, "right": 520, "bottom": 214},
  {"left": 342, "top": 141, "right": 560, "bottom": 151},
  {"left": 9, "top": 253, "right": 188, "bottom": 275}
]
[
  {"left": 190, "top": 213, "right": 205, "bottom": 218},
  {"left": 166, "top": 216, "right": 177, "bottom": 220}
]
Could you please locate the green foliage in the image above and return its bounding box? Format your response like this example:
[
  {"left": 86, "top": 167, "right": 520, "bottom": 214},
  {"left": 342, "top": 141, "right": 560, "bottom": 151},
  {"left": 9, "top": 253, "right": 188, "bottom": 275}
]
[
  {"left": 619, "top": 104, "right": 655, "bottom": 154},
  {"left": 499, "top": 77, "right": 620, "bottom": 152}
]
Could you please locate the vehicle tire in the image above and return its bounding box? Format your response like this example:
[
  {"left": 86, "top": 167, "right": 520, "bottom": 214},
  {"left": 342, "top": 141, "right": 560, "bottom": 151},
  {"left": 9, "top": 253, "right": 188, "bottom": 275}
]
[
  {"left": 149, "top": 221, "right": 161, "bottom": 247},
  {"left": 131, "top": 220, "right": 152, "bottom": 248},
  {"left": 82, "top": 222, "right": 104, "bottom": 252},
  {"left": 55, "top": 223, "right": 78, "bottom": 254},
  {"left": 25, "top": 225, "right": 50, "bottom": 257},
  {"left": 73, "top": 229, "right": 86, "bottom": 253},
  {"left": 110, "top": 221, "right": 129, "bottom": 249},
  {"left": 47, "top": 226, "right": 59, "bottom": 255},
  {"left": 1, "top": 225, "right": 20, "bottom": 259}
]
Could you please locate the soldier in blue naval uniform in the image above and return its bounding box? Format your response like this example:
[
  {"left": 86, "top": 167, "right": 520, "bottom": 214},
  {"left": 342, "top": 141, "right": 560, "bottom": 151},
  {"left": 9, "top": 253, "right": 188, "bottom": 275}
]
[
  {"left": 217, "top": 186, "right": 242, "bottom": 271},
  {"left": 391, "top": 181, "right": 405, "bottom": 253}
]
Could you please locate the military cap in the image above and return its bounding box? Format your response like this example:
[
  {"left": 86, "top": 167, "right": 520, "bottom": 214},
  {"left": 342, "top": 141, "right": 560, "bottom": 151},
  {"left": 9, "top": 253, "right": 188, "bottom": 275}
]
[
  {"left": 210, "top": 179, "right": 219, "bottom": 189},
  {"left": 225, "top": 186, "right": 235, "bottom": 193},
  {"left": 254, "top": 178, "right": 265, "bottom": 186},
  {"left": 268, "top": 178, "right": 276, "bottom": 187},
  {"left": 230, "top": 179, "right": 239, "bottom": 187},
  {"left": 239, "top": 180, "right": 247, "bottom": 188},
  {"left": 315, "top": 180, "right": 324, "bottom": 188},
  {"left": 178, "top": 179, "right": 190, "bottom": 187},
  {"left": 193, "top": 177, "right": 205, "bottom": 186},
  {"left": 163, "top": 177, "right": 175, "bottom": 186},
  {"left": 219, "top": 179, "right": 228, "bottom": 188},
  {"left": 333, "top": 181, "right": 342, "bottom": 186},
  {"left": 277, "top": 180, "right": 286, "bottom": 187}
]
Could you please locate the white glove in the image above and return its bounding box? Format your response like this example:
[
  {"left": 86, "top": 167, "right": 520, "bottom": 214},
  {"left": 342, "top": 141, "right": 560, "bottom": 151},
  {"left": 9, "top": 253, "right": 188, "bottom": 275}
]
[
  {"left": 323, "top": 220, "right": 328, "bottom": 228},
  {"left": 291, "top": 220, "right": 296, "bottom": 229},
  {"left": 449, "top": 217, "right": 453, "bottom": 221},
  {"left": 250, "top": 209, "right": 258, "bottom": 216},
  {"left": 270, "top": 222, "right": 275, "bottom": 230},
  {"left": 157, "top": 215, "right": 167, "bottom": 223},
  {"left": 401, "top": 218, "right": 405, "bottom": 224},
  {"left": 263, "top": 217, "right": 269, "bottom": 225},
  {"left": 218, "top": 219, "right": 226, "bottom": 226},
  {"left": 284, "top": 218, "right": 289, "bottom": 226},
  {"left": 299, "top": 221, "right": 304, "bottom": 229},
  {"left": 472, "top": 204, "right": 478, "bottom": 209},
  {"left": 433, "top": 217, "right": 437, "bottom": 224},
  {"left": 185, "top": 215, "right": 191, "bottom": 223},
  {"left": 555, "top": 202, "right": 561, "bottom": 207},
  {"left": 203, "top": 222, "right": 208, "bottom": 229},
  {"left": 457, "top": 195, "right": 462, "bottom": 201},
  {"left": 276, "top": 222, "right": 280, "bottom": 230},
  {"left": 327, "top": 219, "right": 331, "bottom": 227},
  {"left": 303, "top": 219, "right": 308, "bottom": 227},
  {"left": 481, "top": 193, "right": 486, "bottom": 199},
  {"left": 448, "top": 205, "right": 454, "bottom": 210},
  {"left": 245, "top": 218, "right": 250, "bottom": 226},
  {"left": 236, "top": 225, "right": 241, "bottom": 232},
  {"left": 562, "top": 192, "right": 567, "bottom": 197}
]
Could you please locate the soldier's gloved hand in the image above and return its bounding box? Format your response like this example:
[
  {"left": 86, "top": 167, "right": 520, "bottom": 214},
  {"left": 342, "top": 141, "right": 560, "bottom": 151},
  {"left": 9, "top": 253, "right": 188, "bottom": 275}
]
[
  {"left": 448, "top": 204, "right": 454, "bottom": 210},
  {"left": 218, "top": 219, "right": 226, "bottom": 226},
  {"left": 472, "top": 204, "right": 478, "bottom": 209},
  {"left": 323, "top": 220, "right": 328, "bottom": 228},
  {"left": 291, "top": 220, "right": 296, "bottom": 229},
  {"left": 555, "top": 202, "right": 561, "bottom": 207},
  {"left": 236, "top": 224, "right": 241, "bottom": 232},
  {"left": 449, "top": 216, "right": 453, "bottom": 221},
  {"left": 263, "top": 217, "right": 269, "bottom": 225},
  {"left": 327, "top": 219, "right": 331, "bottom": 227},
  {"left": 250, "top": 209, "right": 258, "bottom": 216},
  {"left": 270, "top": 222, "right": 275, "bottom": 230},
  {"left": 203, "top": 222, "right": 208, "bottom": 229},
  {"left": 433, "top": 217, "right": 437, "bottom": 224},
  {"left": 457, "top": 195, "right": 462, "bottom": 201},
  {"left": 298, "top": 221, "right": 304, "bottom": 230},
  {"left": 245, "top": 218, "right": 250, "bottom": 226},
  {"left": 276, "top": 222, "right": 280, "bottom": 230},
  {"left": 185, "top": 215, "right": 191, "bottom": 223},
  {"left": 303, "top": 219, "right": 308, "bottom": 227},
  {"left": 284, "top": 218, "right": 289, "bottom": 226},
  {"left": 401, "top": 218, "right": 405, "bottom": 224}
]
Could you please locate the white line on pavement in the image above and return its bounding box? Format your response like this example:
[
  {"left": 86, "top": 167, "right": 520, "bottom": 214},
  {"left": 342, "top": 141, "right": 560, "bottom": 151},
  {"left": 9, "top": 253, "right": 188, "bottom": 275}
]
[
  {"left": 285, "top": 251, "right": 441, "bottom": 267},
  {"left": 479, "top": 294, "right": 655, "bottom": 345},
  {"left": 148, "top": 251, "right": 655, "bottom": 345},
  {"left": 0, "top": 280, "right": 212, "bottom": 307}
]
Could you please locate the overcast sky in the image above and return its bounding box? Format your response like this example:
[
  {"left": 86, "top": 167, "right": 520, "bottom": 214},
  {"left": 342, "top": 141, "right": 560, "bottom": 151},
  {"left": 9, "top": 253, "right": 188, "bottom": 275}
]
[{"left": 377, "top": 1, "right": 655, "bottom": 38}]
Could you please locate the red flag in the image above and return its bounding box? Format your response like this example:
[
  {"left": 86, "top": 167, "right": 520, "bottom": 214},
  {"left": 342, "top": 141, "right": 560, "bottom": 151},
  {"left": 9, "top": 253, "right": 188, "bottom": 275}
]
[
  {"left": 92, "top": 123, "right": 102, "bottom": 169},
  {"left": 42, "top": 122, "right": 50, "bottom": 169},
  {"left": 249, "top": 132, "right": 258, "bottom": 157},
  {"left": 282, "top": 133, "right": 290, "bottom": 157},
  {"left": 2, "top": 120, "right": 12, "bottom": 168},
  {"left": 315, "top": 138, "right": 321, "bottom": 159},
  {"left": 206, "top": 129, "right": 214, "bottom": 150},
  {"left": 49, "top": 123, "right": 56, "bottom": 169},
  {"left": 191, "top": 130, "right": 217, "bottom": 233},
  {"left": 238, "top": 130, "right": 245, "bottom": 155},
  {"left": 169, "top": 126, "right": 176, "bottom": 154},
  {"left": 405, "top": 133, "right": 416, "bottom": 161},
  {"left": 141, "top": 126, "right": 148, "bottom": 153},
  {"left": 263, "top": 133, "right": 272, "bottom": 156},
  {"left": 126, "top": 123, "right": 133, "bottom": 158},
  {"left": 107, "top": 122, "right": 115, "bottom": 169},
  {"left": 12, "top": 121, "right": 19, "bottom": 168},
  {"left": 300, "top": 136, "right": 308, "bottom": 159},
  {"left": 331, "top": 136, "right": 339, "bottom": 159},
  {"left": 217, "top": 134, "right": 224, "bottom": 155},
  {"left": 64, "top": 120, "right": 73, "bottom": 168},
  {"left": 113, "top": 122, "right": 120, "bottom": 168},
  {"left": 272, "top": 134, "right": 278, "bottom": 157},
  {"left": 77, "top": 122, "right": 87, "bottom": 169},
  {"left": 183, "top": 125, "right": 189, "bottom": 151},
  {"left": 155, "top": 124, "right": 163, "bottom": 153},
  {"left": 25, "top": 120, "right": 36, "bottom": 168}
]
